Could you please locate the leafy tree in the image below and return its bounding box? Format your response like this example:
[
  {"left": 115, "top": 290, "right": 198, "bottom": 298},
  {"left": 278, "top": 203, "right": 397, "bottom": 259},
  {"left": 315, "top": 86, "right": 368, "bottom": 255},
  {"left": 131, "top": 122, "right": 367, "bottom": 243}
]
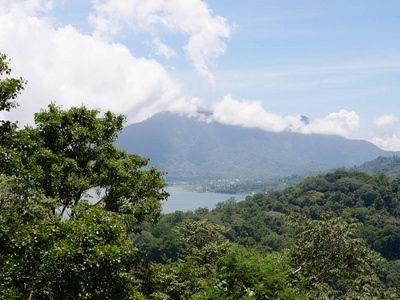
[
  {"left": 0, "top": 52, "right": 167, "bottom": 299},
  {"left": 176, "top": 219, "right": 231, "bottom": 266},
  {"left": 0, "top": 52, "right": 26, "bottom": 114},
  {"left": 295, "top": 175, "right": 329, "bottom": 194},
  {"left": 1, "top": 103, "right": 168, "bottom": 226},
  {"left": 377, "top": 225, "right": 400, "bottom": 260},
  {"left": 0, "top": 52, "right": 27, "bottom": 149},
  {"left": 0, "top": 201, "right": 145, "bottom": 299},
  {"left": 138, "top": 220, "right": 232, "bottom": 299},
  {"left": 131, "top": 217, "right": 184, "bottom": 264},
  {"left": 286, "top": 212, "right": 397, "bottom": 299},
  {"left": 195, "top": 244, "right": 302, "bottom": 300},
  {"left": 381, "top": 260, "right": 400, "bottom": 292}
]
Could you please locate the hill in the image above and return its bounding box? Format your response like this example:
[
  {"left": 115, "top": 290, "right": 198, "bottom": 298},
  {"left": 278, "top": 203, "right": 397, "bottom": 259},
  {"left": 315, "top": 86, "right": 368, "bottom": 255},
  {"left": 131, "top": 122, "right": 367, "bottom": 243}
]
[
  {"left": 135, "top": 169, "right": 400, "bottom": 295},
  {"left": 116, "top": 112, "right": 398, "bottom": 181},
  {"left": 353, "top": 156, "right": 400, "bottom": 178}
]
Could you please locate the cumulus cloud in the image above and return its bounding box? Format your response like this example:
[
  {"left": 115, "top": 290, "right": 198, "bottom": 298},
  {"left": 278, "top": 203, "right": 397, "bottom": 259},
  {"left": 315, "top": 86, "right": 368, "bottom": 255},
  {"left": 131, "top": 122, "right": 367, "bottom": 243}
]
[
  {"left": 0, "top": 0, "right": 182, "bottom": 125},
  {"left": 0, "top": 1, "right": 362, "bottom": 141},
  {"left": 193, "top": 95, "right": 360, "bottom": 137},
  {"left": 151, "top": 36, "right": 177, "bottom": 59},
  {"left": 299, "top": 109, "right": 360, "bottom": 137},
  {"left": 1, "top": 0, "right": 54, "bottom": 15},
  {"left": 371, "top": 135, "right": 400, "bottom": 151},
  {"left": 209, "top": 95, "right": 298, "bottom": 132},
  {"left": 374, "top": 114, "right": 398, "bottom": 127},
  {"left": 89, "top": 0, "right": 233, "bottom": 83}
]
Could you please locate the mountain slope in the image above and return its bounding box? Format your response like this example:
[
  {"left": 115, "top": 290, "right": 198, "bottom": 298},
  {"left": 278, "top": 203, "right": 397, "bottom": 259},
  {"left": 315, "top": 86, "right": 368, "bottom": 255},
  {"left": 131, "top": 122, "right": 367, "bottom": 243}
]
[
  {"left": 115, "top": 112, "right": 398, "bottom": 181},
  {"left": 353, "top": 156, "right": 400, "bottom": 178}
]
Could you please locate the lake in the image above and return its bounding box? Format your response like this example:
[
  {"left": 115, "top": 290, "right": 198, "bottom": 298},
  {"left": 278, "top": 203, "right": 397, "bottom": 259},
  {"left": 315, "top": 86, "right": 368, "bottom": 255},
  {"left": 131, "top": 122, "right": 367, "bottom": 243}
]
[{"left": 161, "top": 186, "right": 248, "bottom": 214}]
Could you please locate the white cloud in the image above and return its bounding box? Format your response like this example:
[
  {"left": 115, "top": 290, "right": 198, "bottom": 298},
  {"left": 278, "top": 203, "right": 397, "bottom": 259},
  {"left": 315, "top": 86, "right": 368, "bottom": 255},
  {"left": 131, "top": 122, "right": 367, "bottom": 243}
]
[
  {"left": 197, "top": 95, "right": 360, "bottom": 137},
  {"left": 89, "top": 0, "right": 233, "bottom": 83},
  {"left": 1, "top": 0, "right": 54, "bottom": 15},
  {"left": 166, "top": 97, "right": 209, "bottom": 118},
  {"left": 210, "top": 94, "right": 295, "bottom": 132},
  {"left": 151, "top": 36, "right": 177, "bottom": 59},
  {"left": 0, "top": 1, "right": 182, "bottom": 125},
  {"left": 299, "top": 109, "right": 360, "bottom": 137},
  {"left": 374, "top": 114, "right": 398, "bottom": 127},
  {"left": 371, "top": 135, "right": 400, "bottom": 151},
  {"left": 0, "top": 1, "right": 363, "bottom": 141}
]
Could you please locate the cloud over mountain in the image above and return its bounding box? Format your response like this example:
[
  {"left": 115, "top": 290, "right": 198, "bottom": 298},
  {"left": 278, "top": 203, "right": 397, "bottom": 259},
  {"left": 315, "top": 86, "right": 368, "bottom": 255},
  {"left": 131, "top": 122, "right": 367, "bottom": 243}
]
[
  {"left": 168, "top": 94, "right": 360, "bottom": 138},
  {"left": 0, "top": 0, "right": 398, "bottom": 151}
]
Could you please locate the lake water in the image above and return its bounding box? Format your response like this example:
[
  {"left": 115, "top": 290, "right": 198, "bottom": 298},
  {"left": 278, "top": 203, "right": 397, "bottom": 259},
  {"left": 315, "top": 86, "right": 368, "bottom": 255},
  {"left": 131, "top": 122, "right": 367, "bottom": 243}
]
[{"left": 161, "top": 186, "right": 248, "bottom": 214}]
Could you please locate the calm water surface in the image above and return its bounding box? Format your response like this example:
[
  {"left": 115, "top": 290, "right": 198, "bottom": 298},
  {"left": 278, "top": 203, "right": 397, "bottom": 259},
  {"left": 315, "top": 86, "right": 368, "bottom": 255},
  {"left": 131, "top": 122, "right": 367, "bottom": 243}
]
[{"left": 162, "top": 186, "right": 248, "bottom": 214}]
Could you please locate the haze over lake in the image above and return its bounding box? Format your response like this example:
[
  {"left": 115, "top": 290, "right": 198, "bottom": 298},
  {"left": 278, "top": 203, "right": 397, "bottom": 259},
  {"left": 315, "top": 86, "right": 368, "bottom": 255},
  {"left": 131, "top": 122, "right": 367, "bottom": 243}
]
[{"left": 162, "top": 187, "right": 248, "bottom": 214}]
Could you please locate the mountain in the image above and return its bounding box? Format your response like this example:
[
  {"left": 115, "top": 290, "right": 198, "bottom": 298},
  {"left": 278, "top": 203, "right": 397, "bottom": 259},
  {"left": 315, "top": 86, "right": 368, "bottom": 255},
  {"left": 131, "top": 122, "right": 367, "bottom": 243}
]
[
  {"left": 115, "top": 112, "right": 399, "bottom": 181},
  {"left": 352, "top": 156, "right": 400, "bottom": 178}
]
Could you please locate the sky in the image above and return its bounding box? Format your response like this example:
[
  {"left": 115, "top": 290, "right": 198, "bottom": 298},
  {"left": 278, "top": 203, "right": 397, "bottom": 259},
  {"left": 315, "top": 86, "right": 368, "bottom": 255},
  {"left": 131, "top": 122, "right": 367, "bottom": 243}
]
[{"left": 1, "top": 0, "right": 400, "bottom": 150}]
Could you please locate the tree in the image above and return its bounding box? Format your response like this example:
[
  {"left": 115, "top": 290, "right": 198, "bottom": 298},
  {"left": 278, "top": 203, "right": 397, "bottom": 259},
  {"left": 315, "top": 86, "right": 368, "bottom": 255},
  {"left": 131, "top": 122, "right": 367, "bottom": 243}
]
[
  {"left": 195, "top": 244, "right": 302, "bottom": 300},
  {"left": 1, "top": 103, "right": 168, "bottom": 227},
  {"left": 0, "top": 201, "right": 145, "bottom": 299},
  {"left": 138, "top": 219, "right": 232, "bottom": 299},
  {"left": 176, "top": 219, "right": 231, "bottom": 267},
  {"left": 0, "top": 52, "right": 168, "bottom": 298},
  {"left": 0, "top": 52, "right": 26, "bottom": 113},
  {"left": 0, "top": 52, "right": 27, "bottom": 146},
  {"left": 286, "top": 212, "right": 397, "bottom": 299}
]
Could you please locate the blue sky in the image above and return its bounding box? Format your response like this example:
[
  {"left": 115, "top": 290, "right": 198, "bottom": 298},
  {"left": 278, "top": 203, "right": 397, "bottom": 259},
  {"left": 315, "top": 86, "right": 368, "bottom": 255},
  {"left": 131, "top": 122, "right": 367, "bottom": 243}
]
[{"left": 1, "top": 0, "right": 400, "bottom": 150}]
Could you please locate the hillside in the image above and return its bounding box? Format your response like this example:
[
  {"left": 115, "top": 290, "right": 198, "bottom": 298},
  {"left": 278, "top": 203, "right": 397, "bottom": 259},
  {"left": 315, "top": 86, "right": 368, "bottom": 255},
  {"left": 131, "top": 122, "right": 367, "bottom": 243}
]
[
  {"left": 353, "top": 156, "right": 400, "bottom": 178},
  {"left": 116, "top": 112, "right": 398, "bottom": 181},
  {"left": 135, "top": 169, "right": 400, "bottom": 295}
]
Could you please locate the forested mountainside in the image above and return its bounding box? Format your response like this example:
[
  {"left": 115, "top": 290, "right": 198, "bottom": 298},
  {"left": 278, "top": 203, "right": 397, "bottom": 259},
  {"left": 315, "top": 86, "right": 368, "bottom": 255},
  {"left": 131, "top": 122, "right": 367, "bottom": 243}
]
[
  {"left": 354, "top": 155, "right": 400, "bottom": 178},
  {"left": 133, "top": 169, "right": 400, "bottom": 297},
  {"left": 116, "top": 112, "right": 398, "bottom": 181}
]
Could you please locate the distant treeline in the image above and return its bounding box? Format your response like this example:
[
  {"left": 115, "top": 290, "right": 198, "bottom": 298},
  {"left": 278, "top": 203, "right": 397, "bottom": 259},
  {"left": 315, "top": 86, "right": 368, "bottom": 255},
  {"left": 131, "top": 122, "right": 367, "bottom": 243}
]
[
  {"left": 186, "top": 155, "right": 400, "bottom": 195},
  {"left": 190, "top": 173, "right": 318, "bottom": 194}
]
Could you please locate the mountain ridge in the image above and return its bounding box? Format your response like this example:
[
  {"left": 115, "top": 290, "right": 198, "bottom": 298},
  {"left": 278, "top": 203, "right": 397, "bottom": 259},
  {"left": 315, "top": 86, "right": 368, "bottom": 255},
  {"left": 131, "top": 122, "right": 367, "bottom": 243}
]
[{"left": 115, "top": 112, "right": 398, "bottom": 181}]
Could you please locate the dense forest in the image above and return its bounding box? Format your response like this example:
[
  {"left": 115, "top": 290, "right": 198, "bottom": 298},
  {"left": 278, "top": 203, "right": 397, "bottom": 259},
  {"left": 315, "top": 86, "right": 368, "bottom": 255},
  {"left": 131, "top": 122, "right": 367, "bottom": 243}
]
[
  {"left": 1, "top": 52, "right": 400, "bottom": 299},
  {"left": 133, "top": 169, "right": 400, "bottom": 298},
  {"left": 354, "top": 155, "right": 400, "bottom": 178}
]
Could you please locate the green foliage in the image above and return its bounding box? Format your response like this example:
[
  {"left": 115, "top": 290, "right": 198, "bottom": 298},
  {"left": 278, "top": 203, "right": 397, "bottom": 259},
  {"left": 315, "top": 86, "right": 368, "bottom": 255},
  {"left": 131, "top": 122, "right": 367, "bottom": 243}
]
[
  {"left": 140, "top": 259, "right": 205, "bottom": 300},
  {"left": 189, "top": 169, "right": 400, "bottom": 264},
  {"left": 0, "top": 53, "right": 167, "bottom": 299},
  {"left": 130, "top": 215, "right": 184, "bottom": 264},
  {"left": 140, "top": 168, "right": 400, "bottom": 297},
  {"left": 1, "top": 103, "right": 168, "bottom": 226},
  {"left": 0, "top": 201, "right": 144, "bottom": 299},
  {"left": 0, "top": 52, "right": 27, "bottom": 152},
  {"left": 138, "top": 220, "right": 232, "bottom": 299},
  {"left": 0, "top": 52, "right": 26, "bottom": 112},
  {"left": 176, "top": 219, "right": 231, "bottom": 266},
  {"left": 195, "top": 245, "right": 302, "bottom": 300},
  {"left": 354, "top": 156, "right": 400, "bottom": 178},
  {"left": 286, "top": 212, "right": 396, "bottom": 299},
  {"left": 294, "top": 175, "right": 330, "bottom": 194},
  {"left": 380, "top": 260, "right": 400, "bottom": 292}
]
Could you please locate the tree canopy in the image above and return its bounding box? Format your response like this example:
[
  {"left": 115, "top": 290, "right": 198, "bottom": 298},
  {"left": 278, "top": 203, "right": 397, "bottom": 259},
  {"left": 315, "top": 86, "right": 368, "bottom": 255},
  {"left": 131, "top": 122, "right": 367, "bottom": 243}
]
[{"left": 0, "top": 52, "right": 168, "bottom": 299}]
